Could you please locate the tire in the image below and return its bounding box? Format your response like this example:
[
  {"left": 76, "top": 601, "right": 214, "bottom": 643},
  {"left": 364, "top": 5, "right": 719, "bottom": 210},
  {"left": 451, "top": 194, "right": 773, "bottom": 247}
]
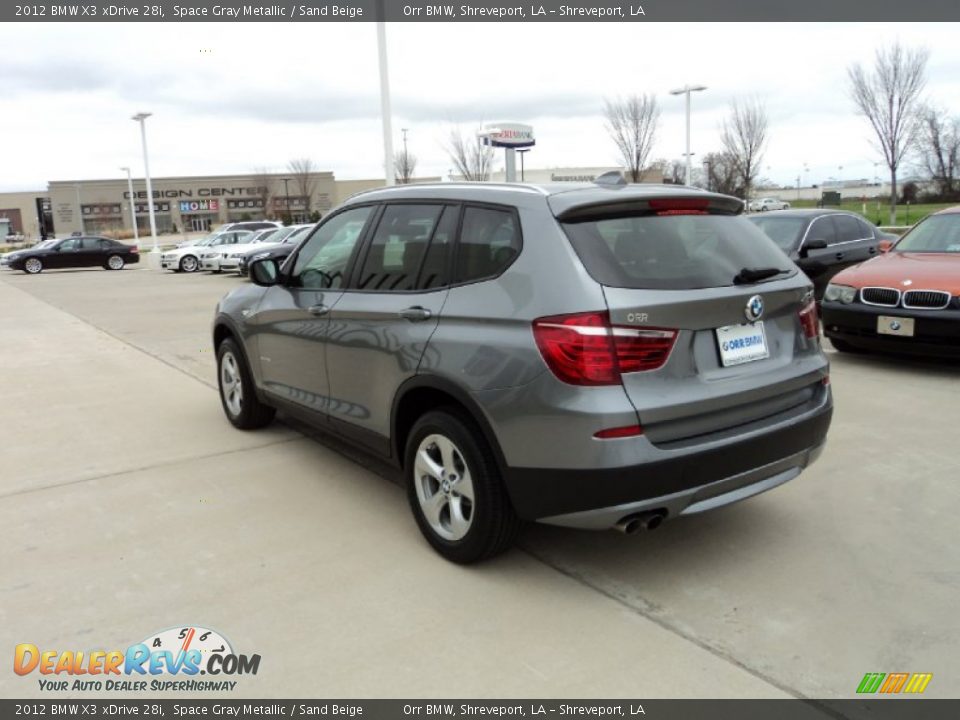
[
  {"left": 179, "top": 255, "right": 199, "bottom": 273},
  {"left": 106, "top": 254, "right": 125, "bottom": 270},
  {"left": 216, "top": 338, "right": 276, "bottom": 430},
  {"left": 404, "top": 408, "right": 520, "bottom": 564},
  {"left": 24, "top": 257, "right": 43, "bottom": 274}
]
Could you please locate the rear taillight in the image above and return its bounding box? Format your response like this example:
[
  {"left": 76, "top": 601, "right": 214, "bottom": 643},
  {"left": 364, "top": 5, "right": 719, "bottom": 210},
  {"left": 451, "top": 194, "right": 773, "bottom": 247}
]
[
  {"left": 130, "top": 247, "right": 139, "bottom": 254},
  {"left": 532, "top": 311, "right": 677, "bottom": 386},
  {"left": 798, "top": 300, "right": 819, "bottom": 340},
  {"left": 594, "top": 424, "right": 644, "bottom": 439},
  {"left": 648, "top": 198, "right": 710, "bottom": 216}
]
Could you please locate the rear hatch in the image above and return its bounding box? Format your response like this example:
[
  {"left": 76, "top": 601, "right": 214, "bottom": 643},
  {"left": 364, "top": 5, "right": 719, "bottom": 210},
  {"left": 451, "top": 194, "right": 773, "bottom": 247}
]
[{"left": 554, "top": 193, "right": 823, "bottom": 446}]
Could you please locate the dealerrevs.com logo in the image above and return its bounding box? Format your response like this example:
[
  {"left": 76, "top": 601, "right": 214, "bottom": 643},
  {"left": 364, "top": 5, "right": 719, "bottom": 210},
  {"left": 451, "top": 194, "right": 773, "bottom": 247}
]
[{"left": 14, "top": 626, "right": 260, "bottom": 692}]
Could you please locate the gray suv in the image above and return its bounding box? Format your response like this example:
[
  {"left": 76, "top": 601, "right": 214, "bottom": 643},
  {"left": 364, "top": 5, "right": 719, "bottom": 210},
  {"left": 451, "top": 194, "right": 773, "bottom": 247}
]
[{"left": 213, "top": 180, "right": 832, "bottom": 563}]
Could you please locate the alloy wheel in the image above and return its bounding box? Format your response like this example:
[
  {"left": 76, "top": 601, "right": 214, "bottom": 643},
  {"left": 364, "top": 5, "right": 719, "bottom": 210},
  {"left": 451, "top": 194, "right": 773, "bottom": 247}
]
[
  {"left": 413, "top": 434, "right": 475, "bottom": 541},
  {"left": 219, "top": 351, "right": 244, "bottom": 417}
]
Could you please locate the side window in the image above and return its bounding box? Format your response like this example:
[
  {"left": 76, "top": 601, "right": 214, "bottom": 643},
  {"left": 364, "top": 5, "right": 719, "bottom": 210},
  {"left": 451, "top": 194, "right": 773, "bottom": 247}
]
[
  {"left": 805, "top": 217, "right": 836, "bottom": 246},
  {"left": 59, "top": 238, "right": 80, "bottom": 251},
  {"left": 291, "top": 206, "right": 373, "bottom": 290},
  {"left": 416, "top": 206, "right": 459, "bottom": 290},
  {"left": 454, "top": 206, "right": 520, "bottom": 284},
  {"left": 832, "top": 215, "right": 862, "bottom": 243},
  {"left": 356, "top": 205, "right": 443, "bottom": 292},
  {"left": 80, "top": 237, "right": 101, "bottom": 250},
  {"left": 856, "top": 217, "right": 876, "bottom": 239}
]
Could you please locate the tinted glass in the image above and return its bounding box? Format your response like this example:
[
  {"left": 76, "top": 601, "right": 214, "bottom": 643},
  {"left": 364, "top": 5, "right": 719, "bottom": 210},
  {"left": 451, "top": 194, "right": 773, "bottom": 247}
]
[
  {"left": 562, "top": 213, "right": 796, "bottom": 290},
  {"left": 356, "top": 205, "right": 442, "bottom": 292},
  {"left": 58, "top": 238, "right": 80, "bottom": 251},
  {"left": 747, "top": 216, "right": 807, "bottom": 252},
  {"left": 80, "top": 237, "right": 102, "bottom": 250},
  {"left": 805, "top": 216, "right": 837, "bottom": 245},
  {"left": 417, "top": 206, "right": 458, "bottom": 290},
  {"left": 833, "top": 215, "right": 862, "bottom": 242},
  {"left": 291, "top": 207, "right": 372, "bottom": 289},
  {"left": 856, "top": 218, "right": 877, "bottom": 239},
  {"left": 895, "top": 214, "right": 960, "bottom": 253},
  {"left": 454, "top": 207, "right": 520, "bottom": 284}
]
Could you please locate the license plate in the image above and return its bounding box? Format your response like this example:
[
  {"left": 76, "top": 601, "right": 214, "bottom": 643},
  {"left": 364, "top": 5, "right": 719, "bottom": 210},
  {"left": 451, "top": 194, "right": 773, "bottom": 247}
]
[
  {"left": 716, "top": 322, "right": 769, "bottom": 367},
  {"left": 877, "top": 315, "right": 915, "bottom": 337}
]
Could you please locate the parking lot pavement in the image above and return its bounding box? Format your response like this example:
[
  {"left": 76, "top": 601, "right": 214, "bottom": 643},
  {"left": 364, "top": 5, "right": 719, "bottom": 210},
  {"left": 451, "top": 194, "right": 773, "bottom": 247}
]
[
  {"left": 2, "top": 267, "right": 958, "bottom": 699},
  {"left": 0, "top": 270, "right": 787, "bottom": 699}
]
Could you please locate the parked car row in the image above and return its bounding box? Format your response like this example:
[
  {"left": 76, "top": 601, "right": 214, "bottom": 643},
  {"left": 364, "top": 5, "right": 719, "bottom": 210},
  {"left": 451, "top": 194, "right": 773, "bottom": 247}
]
[{"left": 160, "top": 224, "right": 315, "bottom": 276}]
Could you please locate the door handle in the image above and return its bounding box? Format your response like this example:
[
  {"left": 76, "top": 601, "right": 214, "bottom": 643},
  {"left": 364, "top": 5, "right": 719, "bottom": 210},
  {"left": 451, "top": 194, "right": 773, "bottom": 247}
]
[
  {"left": 399, "top": 306, "right": 432, "bottom": 321},
  {"left": 835, "top": 252, "right": 845, "bottom": 260},
  {"left": 869, "top": 246, "right": 877, "bottom": 254},
  {"left": 308, "top": 304, "right": 330, "bottom": 316}
]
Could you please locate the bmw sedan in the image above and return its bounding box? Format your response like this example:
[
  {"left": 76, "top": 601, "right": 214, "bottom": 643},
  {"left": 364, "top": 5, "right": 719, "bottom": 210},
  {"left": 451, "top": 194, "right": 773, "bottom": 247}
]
[
  {"left": 821, "top": 206, "right": 960, "bottom": 357},
  {"left": 5, "top": 236, "right": 139, "bottom": 274}
]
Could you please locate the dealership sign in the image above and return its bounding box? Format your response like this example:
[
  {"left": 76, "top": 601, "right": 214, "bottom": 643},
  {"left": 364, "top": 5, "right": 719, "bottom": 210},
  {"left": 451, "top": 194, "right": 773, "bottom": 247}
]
[
  {"left": 179, "top": 200, "right": 219, "bottom": 213},
  {"left": 482, "top": 123, "right": 535, "bottom": 148}
]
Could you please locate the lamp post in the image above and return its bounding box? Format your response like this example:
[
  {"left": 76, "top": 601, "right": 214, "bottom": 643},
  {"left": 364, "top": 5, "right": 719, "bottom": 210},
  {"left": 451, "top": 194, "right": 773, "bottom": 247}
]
[
  {"left": 281, "top": 178, "right": 291, "bottom": 224},
  {"left": 131, "top": 112, "right": 158, "bottom": 256},
  {"left": 400, "top": 127, "right": 409, "bottom": 184},
  {"left": 119, "top": 167, "right": 139, "bottom": 243},
  {"left": 376, "top": 13, "right": 395, "bottom": 186},
  {"left": 516, "top": 148, "right": 530, "bottom": 182},
  {"left": 669, "top": 84, "right": 707, "bottom": 186},
  {"left": 75, "top": 183, "right": 83, "bottom": 234}
]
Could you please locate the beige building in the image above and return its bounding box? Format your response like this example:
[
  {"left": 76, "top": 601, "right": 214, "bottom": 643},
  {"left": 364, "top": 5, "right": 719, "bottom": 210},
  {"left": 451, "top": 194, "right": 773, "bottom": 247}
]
[{"left": 1, "top": 172, "right": 439, "bottom": 241}]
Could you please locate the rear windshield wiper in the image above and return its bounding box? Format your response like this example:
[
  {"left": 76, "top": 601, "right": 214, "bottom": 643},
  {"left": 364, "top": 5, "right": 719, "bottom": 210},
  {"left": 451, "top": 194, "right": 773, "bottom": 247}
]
[{"left": 733, "top": 267, "right": 791, "bottom": 285}]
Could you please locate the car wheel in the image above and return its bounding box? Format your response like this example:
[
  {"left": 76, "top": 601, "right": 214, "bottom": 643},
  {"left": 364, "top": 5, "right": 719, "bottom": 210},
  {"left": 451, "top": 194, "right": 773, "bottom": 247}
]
[
  {"left": 405, "top": 408, "right": 520, "bottom": 563},
  {"left": 24, "top": 258, "right": 42, "bottom": 274},
  {"left": 216, "top": 338, "right": 276, "bottom": 430},
  {"left": 179, "top": 255, "right": 199, "bottom": 273},
  {"left": 106, "top": 254, "right": 125, "bottom": 270}
]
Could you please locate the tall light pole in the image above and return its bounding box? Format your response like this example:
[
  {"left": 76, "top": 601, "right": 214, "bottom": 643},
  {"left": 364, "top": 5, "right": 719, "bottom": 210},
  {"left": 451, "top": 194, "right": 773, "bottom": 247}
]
[
  {"left": 376, "top": 12, "right": 395, "bottom": 186},
  {"left": 119, "top": 166, "right": 139, "bottom": 244},
  {"left": 282, "top": 178, "right": 291, "bottom": 224},
  {"left": 669, "top": 84, "right": 707, "bottom": 186},
  {"left": 131, "top": 112, "right": 158, "bottom": 256},
  {"left": 400, "top": 128, "right": 409, "bottom": 184},
  {"left": 517, "top": 148, "right": 530, "bottom": 182},
  {"left": 75, "top": 183, "right": 84, "bottom": 234}
]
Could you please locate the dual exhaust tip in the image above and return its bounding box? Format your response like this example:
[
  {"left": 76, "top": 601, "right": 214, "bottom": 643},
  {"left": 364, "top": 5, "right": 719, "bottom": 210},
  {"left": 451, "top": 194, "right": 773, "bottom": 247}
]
[{"left": 614, "top": 510, "right": 666, "bottom": 535}]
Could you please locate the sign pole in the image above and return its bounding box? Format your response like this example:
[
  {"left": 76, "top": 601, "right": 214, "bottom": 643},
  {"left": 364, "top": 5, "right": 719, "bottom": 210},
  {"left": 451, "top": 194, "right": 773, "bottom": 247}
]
[{"left": 504, "top": 148, "right": 517, "bottom": 183}]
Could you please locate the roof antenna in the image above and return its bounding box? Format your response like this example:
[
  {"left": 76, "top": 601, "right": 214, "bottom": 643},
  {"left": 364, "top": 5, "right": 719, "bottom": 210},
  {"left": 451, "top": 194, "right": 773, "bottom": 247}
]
[{"left": 594, "top": 171, "right": 627, "bottom": 187}]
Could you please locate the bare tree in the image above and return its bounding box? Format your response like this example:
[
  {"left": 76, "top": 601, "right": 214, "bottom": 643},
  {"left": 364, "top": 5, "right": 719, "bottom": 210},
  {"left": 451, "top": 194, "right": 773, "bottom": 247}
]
[
  {"left": 287, "top": 157, "right": 318, "bottom": 216},
  {"left": 251, "top": 167, "right": 274, "bottom": 219},
  {"left": 848, "top": 43, "right": 929, "bottom": 224},
  {"left": 395, "top": 148, "right": 418, "bottom": 184},
  {"left": 917, "top": 105, "right": 960, "bottom": 200},
  {"left": 445, "top": 126, "right": 493, "bottom": 181},
  {"left": 720, "top": 98, "right": 768, "bottom": 203},
  {"left": 604, "top": 94, "right": 660, "bottom": 183},
  {"left": 702, "top": 151, "right": 742, "bottom": 196}
]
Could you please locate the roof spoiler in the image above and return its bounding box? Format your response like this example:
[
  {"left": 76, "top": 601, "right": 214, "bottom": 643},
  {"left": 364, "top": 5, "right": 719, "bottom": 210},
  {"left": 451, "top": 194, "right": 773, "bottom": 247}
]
[{"left": 594, "top": 171, "right": 627, "bottom": 187}]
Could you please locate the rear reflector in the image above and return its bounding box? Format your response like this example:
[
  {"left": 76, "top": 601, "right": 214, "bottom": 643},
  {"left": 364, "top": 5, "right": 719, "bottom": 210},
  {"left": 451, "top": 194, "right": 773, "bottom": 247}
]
[
  {"left": 798, "top": 300, "right": 819, "bottom": 339},
  {"left": 594, "top": 424, "right": 644, "bottom": 439},
  {"left": 533, "top": 311, "right": 677, "bottom": 386}
]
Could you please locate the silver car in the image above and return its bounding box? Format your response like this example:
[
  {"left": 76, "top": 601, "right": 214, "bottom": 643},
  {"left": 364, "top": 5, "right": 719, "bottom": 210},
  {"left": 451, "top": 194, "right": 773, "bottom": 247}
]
[{"left": 212, "top": 180, "right": 832, "bottom": 563}]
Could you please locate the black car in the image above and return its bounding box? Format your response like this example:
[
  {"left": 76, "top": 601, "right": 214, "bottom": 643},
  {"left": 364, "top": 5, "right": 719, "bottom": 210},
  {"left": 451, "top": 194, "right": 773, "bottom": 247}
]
[
  {"left": 748, "top": 209, "right": 881, "bottom": 299},
  {"left": 5, "top": 236, "right": 140, "bottom": 274}
]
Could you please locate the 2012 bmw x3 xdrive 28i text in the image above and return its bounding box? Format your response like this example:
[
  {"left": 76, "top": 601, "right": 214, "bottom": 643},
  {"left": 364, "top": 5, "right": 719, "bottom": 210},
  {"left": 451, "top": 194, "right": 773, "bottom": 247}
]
[{"left": 212, "top": 179, "right": 833, "bottom": 563}]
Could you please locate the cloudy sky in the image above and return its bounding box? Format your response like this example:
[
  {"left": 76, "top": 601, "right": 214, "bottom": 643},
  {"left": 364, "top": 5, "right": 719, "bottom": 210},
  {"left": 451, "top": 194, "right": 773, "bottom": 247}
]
[{"left": 2, "top": 22, "right": 959, "bottom": 192}]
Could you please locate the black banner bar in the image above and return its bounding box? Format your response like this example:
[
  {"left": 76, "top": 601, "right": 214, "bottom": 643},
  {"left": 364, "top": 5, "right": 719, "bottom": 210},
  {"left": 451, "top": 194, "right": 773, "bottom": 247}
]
[
  {"left": 1, "top": 700, "right": 957, "bottom": 720},
  {"left": 5, "top": 0, "right": 960, "bottom": 22}
]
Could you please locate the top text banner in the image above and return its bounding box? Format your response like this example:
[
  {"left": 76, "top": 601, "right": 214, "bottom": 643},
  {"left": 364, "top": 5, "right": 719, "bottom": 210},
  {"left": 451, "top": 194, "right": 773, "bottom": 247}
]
[{"left": 6, "top": 0, "right": 960, "bottom": 22}]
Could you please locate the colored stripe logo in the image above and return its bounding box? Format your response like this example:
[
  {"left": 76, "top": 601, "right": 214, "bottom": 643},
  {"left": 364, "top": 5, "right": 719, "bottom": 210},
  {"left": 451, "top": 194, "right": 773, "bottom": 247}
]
[{"left": 857, "top": 672, "right": 932, "bottom": 694}]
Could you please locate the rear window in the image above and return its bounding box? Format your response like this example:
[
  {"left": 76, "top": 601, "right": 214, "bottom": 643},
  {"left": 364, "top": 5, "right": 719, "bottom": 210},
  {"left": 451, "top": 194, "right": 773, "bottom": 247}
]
[
  {"left": 895, "top": 213, "right": 960, "bottom": 253},
  {"left": 561, "top": 213, "right": 796, "bottom": 290},
  {"left": 748, "top": 216, "right": 807, "bottom": 252}
]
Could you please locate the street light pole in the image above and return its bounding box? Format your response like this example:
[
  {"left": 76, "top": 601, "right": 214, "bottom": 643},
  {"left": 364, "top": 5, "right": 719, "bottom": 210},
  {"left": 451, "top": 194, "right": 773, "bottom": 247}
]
[
  {"left": 517, "top": 148, "right": 530, "bottom": 182},
  {"left": 75, "top": 183, "right": 83, "bottom": 234},
  {"left": 282, "top": 178, "right": 291, "bottom": 224},
  {"left": 120, "top": 166, "right": 139, "bottom": 243},
  {"left": 131, "top": 112, "right": 158, "bottom": 256},
  {"left": 670, "top": 84, "right": 707, "bottom": 186},
  {"left": 400, "top": 128, "right": 409, "bottom": 184},
  {"left": 376, "top": 13, "right": 395, "bottom": 186}
]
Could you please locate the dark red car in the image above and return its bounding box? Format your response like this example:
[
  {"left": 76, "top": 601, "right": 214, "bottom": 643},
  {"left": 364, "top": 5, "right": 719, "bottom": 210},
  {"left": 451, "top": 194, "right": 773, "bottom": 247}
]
[{"left": 821, "top": 207, "right": 960, "bottom": 357}]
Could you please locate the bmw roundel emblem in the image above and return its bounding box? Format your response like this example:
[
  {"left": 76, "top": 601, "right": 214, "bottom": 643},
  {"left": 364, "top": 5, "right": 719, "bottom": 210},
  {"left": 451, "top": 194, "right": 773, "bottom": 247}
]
[
  {"left": 745, "top": 295, "right": 764, "bottom": 322},
  {"left": 890, "top": 320, "right": 901, "bottom": 331}
]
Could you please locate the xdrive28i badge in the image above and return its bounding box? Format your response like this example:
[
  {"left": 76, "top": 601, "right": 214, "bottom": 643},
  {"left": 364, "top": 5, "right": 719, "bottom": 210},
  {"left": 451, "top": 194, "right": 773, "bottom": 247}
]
[{"left": 745, "top": 295, "right": 764, "bottom": 322}]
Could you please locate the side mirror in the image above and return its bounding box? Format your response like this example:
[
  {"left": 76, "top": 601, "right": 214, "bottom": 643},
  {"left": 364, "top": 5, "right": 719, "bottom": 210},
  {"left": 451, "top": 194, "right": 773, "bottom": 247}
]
[
  {"left": 800, "top": 238, "right": 827, "bottom": 258},
  {"left": 878, "top": 239, "right": 893, "bottom": 253},
  {"left": 249, "top": 257, "right": 280, "bottom": 287}
]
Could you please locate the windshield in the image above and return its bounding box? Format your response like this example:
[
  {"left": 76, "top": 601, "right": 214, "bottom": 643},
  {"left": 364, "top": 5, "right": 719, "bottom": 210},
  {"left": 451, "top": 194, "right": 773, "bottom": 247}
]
[
  {"left": 284, "top": 227, "right": 312, "bottom": 244},
  {"left": 748, "top": 216, "right": 807, "bottom": 252},
  {"left": 895, "top": 214, "right": 960, "bottom": 253},
  {"left": 561, "top": 212, "right": 796, "bottom": 290}
]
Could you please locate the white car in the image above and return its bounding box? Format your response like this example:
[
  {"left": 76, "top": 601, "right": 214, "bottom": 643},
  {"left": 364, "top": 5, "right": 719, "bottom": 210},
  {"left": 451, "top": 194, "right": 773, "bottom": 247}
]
[
  {"left": 749, "top": 197, "right": 791, "bottom": 212},
  {"left": 162, "top": 231, "right": 252, "bottom": 273},
  {"left": 197, "top": 231, "right": 255, "bottom": 272},
  {"left": 217, "top": 227, "right": 285, "bottom": 273}
]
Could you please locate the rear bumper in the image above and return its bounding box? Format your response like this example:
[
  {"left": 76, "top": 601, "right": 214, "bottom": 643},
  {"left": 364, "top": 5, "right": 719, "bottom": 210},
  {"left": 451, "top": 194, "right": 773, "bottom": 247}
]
[
  {"left": 503, "top": 394, "right": 832, "bottom": 526},
  {"left": 822, "top": 302, "right": 960, "bottom": 357}
]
